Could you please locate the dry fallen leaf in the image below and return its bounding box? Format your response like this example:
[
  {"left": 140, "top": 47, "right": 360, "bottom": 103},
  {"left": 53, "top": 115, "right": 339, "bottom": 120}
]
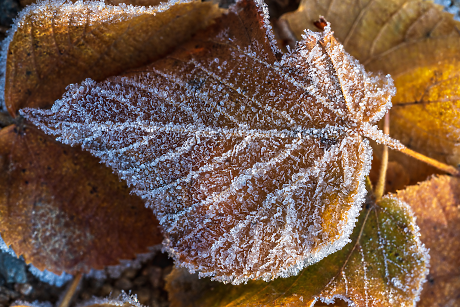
[
  {"left": 283, "top": 0, "right": 460, "bottom": 188},
  {"left": 165, "top": 186, "right": 429, "bottom": 307},
  {"left": 0, "top": 123, "right": 162, "bottom": 274},
  {"left": 1, "top": 0, "right": 221, "bottom": 115},
  {"left": 396, "top": 175, "right": 460, "bottom": 307},
  {"left": 22, "top": 0, "right": 412, "bottom": 284}
]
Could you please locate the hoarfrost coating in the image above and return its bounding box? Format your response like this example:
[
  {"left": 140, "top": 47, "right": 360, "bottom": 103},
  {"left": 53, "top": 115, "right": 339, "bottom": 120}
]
[{"left": 22, "top": 0, "right": 407, "bottom": 284}]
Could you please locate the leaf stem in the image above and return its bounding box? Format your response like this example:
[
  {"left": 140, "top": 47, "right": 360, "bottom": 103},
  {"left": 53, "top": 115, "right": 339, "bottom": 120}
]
[
  {"left": 363, "top": 120, "right": 460, "bottom": 177},
  {"left": 58, "top": 273, "right": 82, "bottom": 307},
  {"left": 399, "top": 147, "right": 460, "bottom": 176},
  {"left": 374, "top": 113, "right": 389, "bottom": 201}
]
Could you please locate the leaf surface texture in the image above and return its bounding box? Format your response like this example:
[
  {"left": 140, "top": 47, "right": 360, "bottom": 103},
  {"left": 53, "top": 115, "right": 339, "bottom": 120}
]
[
  {"left": 22, "top": 0, "right": 401, "bottom": 284},
  {"left": 0, "top": 123, "right": 162, "bottom": 274}
]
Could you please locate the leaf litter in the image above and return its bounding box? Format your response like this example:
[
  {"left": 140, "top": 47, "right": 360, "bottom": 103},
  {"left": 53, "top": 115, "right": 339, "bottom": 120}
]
[{"left": 20, "top": 0, "right": 427, "bottom": 287}]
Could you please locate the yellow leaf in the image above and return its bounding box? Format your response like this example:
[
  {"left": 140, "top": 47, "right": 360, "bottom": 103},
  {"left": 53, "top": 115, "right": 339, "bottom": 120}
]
[
  {"left": 283, "top": 0, "right": 460, "bottom": 187},
  {"left": 165, "top": 187, "right": 429, "bottom": 306},
  {"left": 396, "top": 175, "right": 460, "bottom": 307},
  {"left": 2, "top": 0, "right": 221, "bottom": 115}
]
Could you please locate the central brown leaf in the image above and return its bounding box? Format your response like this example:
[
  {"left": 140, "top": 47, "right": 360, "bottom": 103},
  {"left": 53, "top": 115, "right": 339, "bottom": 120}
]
[{"left": 22, "top": 0, "right": 400, "bottom": 284}]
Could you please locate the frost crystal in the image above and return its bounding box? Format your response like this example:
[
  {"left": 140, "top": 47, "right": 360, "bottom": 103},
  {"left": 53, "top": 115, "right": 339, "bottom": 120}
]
[
  {"left": 87, "top": 245, "right": 161, "bottom": 279},
  {"left": 22, "top": 0, "right": 404, "bottom": 284},
  {"left": 0, "top": 234, "right": 17, "bottom": 257},
  {"left": 28, "top": 266, "right": 73, "bottom": 287},
  {"left": 12, "top": 301, "right": 53, "bottom": 307},
  {"left": 78, "top": 291, "right": 146, "bottom": 307},
  {"left": 1, "top": 234, "right": 73, "bottom": 288}
]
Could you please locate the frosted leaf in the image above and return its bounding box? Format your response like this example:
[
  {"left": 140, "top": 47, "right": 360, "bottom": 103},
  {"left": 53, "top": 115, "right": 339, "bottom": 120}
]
[
  {"left": 396, "top": 175, "right": 460, "bottom": 306},
  {"left": 166, "top": 191, "right": 429, "bottom": 307},
  {"left": 0, "top": 234, "right": 73, "bottom": 287},
  {"left": 283, "top": 0, "right": 460, "bottom": 187},
  {"left": 0, "top": 124, "right": 162, "bottom": 275},
  {"left": 22, "top": 0, "right": 404, "bottom": 284}
]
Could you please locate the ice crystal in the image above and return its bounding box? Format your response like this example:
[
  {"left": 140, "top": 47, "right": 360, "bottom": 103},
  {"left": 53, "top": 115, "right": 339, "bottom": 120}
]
[
  {"left": 78, "top": 291, "right": 146, "bottom": 307},
  {"left": 1, "top": 234, "right": 73, "bottom": 287},
  {"left": 22, "top": 0, "right": 405, "bottom": 284},
  {"left": 28, "top": 266, "right": 73, "bottom": 287},
  {"left": 0, "top": 233, "right": 17, "bottom": 257},
  {"left": 87, "top": 245, "right": 161, "bottom": 279}
]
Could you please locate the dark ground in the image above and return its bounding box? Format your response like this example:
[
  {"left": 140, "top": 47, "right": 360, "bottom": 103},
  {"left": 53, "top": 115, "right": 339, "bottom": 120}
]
[{"left": 0, "top": 247, "right": 173, "bottom": 307}]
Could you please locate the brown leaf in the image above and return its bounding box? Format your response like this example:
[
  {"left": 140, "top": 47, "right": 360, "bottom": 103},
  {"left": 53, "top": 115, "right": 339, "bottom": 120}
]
[
  {"left": 396, "top": 175, "right": 460, "bottom": 306},
  {"left": 22, "top": 0, "right": 406, "bottom": 284},
  {"left": 0, "top": 123, "right": 162, "bottom": 274},
  {"left": 2, "top": 0, "right": 221, "bottom": 116},
  {"left": 165, "top": 188, "right": 429, "bottom": 306},
  {"left": 283, "top": 0, "right": 460, "bottom": 187}
]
